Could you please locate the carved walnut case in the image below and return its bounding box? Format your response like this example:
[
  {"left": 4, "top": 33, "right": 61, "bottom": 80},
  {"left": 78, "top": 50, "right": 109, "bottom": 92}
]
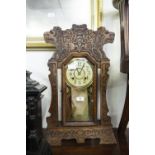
[{"left": 44, "top": 24, "right": 116, "bottom": 145}]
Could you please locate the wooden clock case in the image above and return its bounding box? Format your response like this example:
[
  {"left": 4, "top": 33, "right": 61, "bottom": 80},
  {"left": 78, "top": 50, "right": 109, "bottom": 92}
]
[{"left": 44, "top": 24, "right": 117, "bottom": 145}]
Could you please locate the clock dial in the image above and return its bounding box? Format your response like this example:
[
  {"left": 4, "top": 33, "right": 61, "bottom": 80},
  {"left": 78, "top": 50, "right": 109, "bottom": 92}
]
[{"left": 66, "top": 58, "right": 93, "bottom": 89}]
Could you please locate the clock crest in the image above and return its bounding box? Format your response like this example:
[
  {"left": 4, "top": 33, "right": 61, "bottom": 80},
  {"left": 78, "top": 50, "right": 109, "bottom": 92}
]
[{"left": 44, "top": 24, "right": 117, "bottom": 145}]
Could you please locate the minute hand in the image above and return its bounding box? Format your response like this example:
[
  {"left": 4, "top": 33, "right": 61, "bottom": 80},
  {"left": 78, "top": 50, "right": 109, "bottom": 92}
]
[{"left": 80, "top": 64, "right": 85, "bottom": 73}]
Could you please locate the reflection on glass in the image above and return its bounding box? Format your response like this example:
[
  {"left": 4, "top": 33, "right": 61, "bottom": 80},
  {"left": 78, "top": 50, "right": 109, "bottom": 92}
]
[
  {"left": 65, "top": 58, "right": 94, "bottom": 122},
  {"left": 26, "top": 0, "right": 91, "bottom": 37}
]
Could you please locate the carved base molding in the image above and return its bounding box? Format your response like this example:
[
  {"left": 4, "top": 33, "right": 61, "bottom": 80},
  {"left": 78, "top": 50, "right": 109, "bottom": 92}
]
[{"left": 45, "top": 125, "right": 117, "bottom": 146}]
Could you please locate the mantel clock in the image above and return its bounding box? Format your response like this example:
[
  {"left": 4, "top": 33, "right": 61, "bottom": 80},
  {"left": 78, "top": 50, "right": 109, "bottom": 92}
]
[{"left": 44, "top": 24, "right": 117, "bottom": 145}]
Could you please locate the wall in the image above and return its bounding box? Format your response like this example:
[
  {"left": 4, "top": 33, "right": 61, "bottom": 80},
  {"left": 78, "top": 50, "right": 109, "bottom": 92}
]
[
  {"left": 103, "top": 0, "right": 127, "bottom": 127},
  {"left": 26, "top": 0, "right": 127, "bottom": 128}
]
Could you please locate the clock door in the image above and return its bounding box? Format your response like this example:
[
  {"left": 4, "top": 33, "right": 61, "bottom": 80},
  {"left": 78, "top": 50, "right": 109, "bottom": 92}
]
[{"left": 62, "top": 55, "right": 97, "bottom": 126}]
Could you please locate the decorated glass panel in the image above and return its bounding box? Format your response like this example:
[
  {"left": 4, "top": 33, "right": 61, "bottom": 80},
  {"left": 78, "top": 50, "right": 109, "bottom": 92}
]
[{"left": 64, "top": 57, "right": 95, "bottom": 122}]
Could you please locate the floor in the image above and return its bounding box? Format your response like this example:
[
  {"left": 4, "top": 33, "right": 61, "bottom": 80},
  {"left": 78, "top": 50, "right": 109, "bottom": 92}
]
[{"left": 50, "top": 129, "right": 129, "bottom": 155}]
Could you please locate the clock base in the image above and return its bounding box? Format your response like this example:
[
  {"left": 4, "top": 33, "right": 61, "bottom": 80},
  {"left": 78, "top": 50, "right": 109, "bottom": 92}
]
[{"left": 44, "top": 117, "right": 117, "bottom": 146}]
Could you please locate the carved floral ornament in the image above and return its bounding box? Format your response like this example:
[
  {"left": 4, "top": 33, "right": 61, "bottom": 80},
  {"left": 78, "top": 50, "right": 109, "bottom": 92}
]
[{"left": 44, "top": 24, "right": 115, "bottom": 61}]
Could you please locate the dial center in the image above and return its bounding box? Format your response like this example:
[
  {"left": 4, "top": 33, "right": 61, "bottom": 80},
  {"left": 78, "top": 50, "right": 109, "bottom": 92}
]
[{"left": 74, "top": 69, "right": 85, "bottom": 79}]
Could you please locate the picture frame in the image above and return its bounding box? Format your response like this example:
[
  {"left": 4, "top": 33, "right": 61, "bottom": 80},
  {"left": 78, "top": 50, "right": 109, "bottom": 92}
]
[{"left": 26, "top": 0, "right": 103, "bottom": 50}]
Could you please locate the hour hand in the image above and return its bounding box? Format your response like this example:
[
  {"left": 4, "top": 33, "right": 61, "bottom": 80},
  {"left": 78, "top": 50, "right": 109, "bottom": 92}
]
[{"left": 76, "top": 68, "right": 81, "bottom": 75}]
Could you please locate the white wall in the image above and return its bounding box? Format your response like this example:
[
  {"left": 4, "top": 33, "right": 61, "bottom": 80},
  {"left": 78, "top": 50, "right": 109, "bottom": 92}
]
[
  {"left": 26, "top": 0, "right": 127, "bottom": 128},
  {"left": 103, "top": 0, "right": 127, "bottom": 127}
]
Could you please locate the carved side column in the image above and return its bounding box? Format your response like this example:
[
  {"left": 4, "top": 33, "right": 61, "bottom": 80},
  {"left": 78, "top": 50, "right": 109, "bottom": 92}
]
[
  {"left": 48, "top": 61, "right": 58, "bottom": 124},
  {"left": 100, "top": 60, "right": 111, "bottom": 125}
]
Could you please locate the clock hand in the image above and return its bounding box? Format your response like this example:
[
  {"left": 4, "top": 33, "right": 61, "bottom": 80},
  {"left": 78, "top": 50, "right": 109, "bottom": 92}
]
[
  {"left": 76, "top": 68, "right": 81, "bottom": 75},
  {"left": 76, "top": 63, "right": 85, "bottom": 75},
  {"left": 80, "top": 64, "right": 85, "bottom": 74}
]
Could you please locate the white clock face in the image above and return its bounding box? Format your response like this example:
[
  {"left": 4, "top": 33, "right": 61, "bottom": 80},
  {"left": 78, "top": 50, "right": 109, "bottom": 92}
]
[{"left": 66, "top": 58, "right": 93, "bottom": 89}]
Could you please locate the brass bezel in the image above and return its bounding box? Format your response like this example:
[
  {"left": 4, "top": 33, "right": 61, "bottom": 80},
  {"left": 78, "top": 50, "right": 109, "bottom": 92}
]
[{"left": 65, "top": 58, "right": 93, "bottom": 90}]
